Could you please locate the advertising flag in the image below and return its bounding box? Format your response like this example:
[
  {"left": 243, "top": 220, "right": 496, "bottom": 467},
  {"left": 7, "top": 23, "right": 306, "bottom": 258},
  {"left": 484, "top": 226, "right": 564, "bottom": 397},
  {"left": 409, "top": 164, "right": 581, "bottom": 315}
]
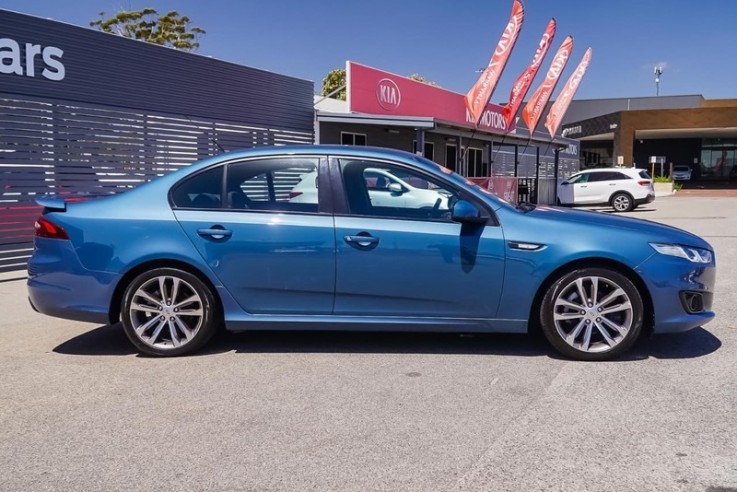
[
  {"left": 521, "top": 35, "right": 573, "bottom": 134},
  {"left": 465, "top": 0, "right": 525, "bottom": 127},
  {"left": 544, "top": 47, "right": 593, "bottom": 139},
  {"left": 502, "top": 18, "right": 556, "bottom": 130}
]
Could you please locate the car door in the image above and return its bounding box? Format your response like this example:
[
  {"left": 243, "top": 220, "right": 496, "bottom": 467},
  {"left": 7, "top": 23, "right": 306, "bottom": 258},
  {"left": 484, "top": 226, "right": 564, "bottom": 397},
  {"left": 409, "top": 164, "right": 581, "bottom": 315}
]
[
  {"left": 171, "top": 156, "right": 336, "bottom": 315},
  {"left": 587, "top": 171, "right": 621, "bottom": 203},
  {"left": 560, "top": 172, "right": 592, "bottom": 204},
  {"left": 331, "top": 157, "right": 506, "bottom": 319}
]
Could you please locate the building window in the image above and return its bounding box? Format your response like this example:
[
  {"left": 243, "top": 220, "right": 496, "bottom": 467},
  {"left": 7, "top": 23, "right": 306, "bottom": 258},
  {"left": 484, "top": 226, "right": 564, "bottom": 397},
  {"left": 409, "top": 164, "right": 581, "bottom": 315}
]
[
  {"left": 465, "top": 147, "right": 485, "bottom": 177},
  {"left": 412, "top": 141, "right": 435, "bottom": 161},
  {"left": 341, "top": 132, "right": 367, "bottom": 146}
]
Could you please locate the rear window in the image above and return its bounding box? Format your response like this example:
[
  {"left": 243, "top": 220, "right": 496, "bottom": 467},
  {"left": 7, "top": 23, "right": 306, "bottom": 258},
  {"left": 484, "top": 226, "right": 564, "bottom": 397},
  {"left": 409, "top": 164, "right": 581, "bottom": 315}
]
[{"left": 638, "top": 170, "right": 651, "bottom": 179}]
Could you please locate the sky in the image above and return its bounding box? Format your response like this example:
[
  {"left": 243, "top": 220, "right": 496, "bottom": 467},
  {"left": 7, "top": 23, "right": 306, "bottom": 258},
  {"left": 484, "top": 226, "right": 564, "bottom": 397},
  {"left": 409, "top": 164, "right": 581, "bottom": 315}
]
[{"left": 2, "top": 0, "right": 736, "bottom": 101}]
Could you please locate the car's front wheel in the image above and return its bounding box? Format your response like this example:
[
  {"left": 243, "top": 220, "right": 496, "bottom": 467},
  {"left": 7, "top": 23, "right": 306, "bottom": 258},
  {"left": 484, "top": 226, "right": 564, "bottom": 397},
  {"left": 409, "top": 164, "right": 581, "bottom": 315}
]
[
  {"left": 121, "top": 267, "right": 219, "bottom": 356},
  {"left": 611, "top": 192, "right": 634, "bottom": 212},
  {"left": 540, "top": 268, "right": 644, "bottom": 361}
]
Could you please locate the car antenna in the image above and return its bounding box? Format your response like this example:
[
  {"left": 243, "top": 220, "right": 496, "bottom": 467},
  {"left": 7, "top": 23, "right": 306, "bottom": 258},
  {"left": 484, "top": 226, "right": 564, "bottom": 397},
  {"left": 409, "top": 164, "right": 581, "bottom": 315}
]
[{"left": 209, "top": 135, "right": 226, "bottom": 154}]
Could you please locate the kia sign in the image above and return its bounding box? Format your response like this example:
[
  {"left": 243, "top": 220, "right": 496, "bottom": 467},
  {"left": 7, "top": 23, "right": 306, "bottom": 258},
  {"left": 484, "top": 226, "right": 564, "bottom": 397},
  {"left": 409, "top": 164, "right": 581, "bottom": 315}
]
[
  {"left": 376, "top": 78, "right": 401, "bottom": 111},
  {"left": 349, "top": 62, "right": 514, "bottom": 133}
]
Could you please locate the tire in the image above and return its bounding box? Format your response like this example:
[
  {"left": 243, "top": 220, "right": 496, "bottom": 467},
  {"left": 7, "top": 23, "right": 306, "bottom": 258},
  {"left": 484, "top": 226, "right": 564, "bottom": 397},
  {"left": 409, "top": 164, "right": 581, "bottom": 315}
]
[
  {"left": 610, "top": 192, "right": 634, "bottom": 212},
  {"left": 540, "top": 268, "right": 644, "bottom": 361},
  {"left": 121, "top": 267, "right": 220, "bottom": 356}
]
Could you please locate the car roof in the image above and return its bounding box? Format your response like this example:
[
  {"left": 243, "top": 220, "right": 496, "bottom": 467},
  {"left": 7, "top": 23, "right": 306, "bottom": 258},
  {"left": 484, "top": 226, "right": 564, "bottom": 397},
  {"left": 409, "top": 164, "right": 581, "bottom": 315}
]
[{"left": 578, "top": 167, "right": 643, "bottom": 172}]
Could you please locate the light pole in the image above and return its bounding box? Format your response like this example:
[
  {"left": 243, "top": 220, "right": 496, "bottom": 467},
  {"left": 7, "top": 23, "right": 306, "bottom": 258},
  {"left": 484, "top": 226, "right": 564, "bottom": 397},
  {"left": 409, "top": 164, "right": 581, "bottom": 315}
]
[{"left": 654, "top": 66, "right": 664, "bottom": 96}]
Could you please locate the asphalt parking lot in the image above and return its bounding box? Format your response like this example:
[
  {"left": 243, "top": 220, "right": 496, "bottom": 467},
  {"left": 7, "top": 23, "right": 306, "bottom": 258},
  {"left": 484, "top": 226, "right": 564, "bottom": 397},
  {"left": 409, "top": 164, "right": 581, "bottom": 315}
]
[{"left": 1, "top": 195, "right": 736, "bottom": 492}]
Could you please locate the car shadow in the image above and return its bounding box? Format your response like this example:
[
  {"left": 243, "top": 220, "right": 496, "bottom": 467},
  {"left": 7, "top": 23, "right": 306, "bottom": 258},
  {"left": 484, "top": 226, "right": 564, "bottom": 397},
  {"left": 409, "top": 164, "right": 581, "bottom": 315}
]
[{"left": 53, "top": 323, "right": 721, "bottom": 361}]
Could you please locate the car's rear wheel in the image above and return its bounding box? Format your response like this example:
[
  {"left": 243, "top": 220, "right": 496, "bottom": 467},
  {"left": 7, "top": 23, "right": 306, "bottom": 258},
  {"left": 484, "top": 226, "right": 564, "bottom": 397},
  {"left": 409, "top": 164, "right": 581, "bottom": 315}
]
[
  {"left": 540, "top": 268, "right": 644, "bottom": 361},
  {"left": 121, "top": 267, "right": 219, "bottom": 356},
  {"left": 611, "top": 192, "right": 634, "bottom": 212}
]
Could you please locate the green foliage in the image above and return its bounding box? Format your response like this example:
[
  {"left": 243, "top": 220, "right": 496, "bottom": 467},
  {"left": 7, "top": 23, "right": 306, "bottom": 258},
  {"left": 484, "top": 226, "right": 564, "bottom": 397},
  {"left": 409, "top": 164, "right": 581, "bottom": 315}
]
[
  {"left": 321, "top": 69, "right": 347, "bottom": 101},
  {"left": 90, "top": 9, "right": 206, "bottom": 51},
  {"left": 408, "top": 73, "right": 439, "bottom": 87},
  {"left": 673, "top": 182, "right": 683, "bottom": 191},
  {"left": 653, "top": 175, "right": 673, "bottom": 183}
]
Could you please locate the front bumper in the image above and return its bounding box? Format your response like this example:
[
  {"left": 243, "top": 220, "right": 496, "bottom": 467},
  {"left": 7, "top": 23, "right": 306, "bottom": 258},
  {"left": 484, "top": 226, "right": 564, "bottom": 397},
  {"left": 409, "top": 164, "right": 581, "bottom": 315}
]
[{"left": 636, "top": 253, "right": 716, "bottom": 333}]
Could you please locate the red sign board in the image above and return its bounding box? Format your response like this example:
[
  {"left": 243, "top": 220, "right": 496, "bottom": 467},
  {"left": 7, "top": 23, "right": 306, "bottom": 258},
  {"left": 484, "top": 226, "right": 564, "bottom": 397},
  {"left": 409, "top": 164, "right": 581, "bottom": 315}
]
[{"left": 348, "top": 62, "right": 515, "bottom": 133}]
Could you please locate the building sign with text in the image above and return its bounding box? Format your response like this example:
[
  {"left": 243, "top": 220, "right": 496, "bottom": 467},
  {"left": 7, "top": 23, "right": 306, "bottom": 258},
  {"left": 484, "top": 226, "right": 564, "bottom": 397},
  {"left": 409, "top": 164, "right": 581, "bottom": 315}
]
[{"left": 348, "top": 62, "right": 515, "bottom": 134}]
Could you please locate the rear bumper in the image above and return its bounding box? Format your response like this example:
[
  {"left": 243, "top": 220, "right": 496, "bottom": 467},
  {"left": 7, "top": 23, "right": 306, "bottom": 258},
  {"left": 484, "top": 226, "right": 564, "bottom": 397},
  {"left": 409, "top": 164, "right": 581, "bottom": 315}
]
[
  {"left": 637, "top": 253, "right": 716, "bottom": 333},
  {"left": 27, "top": 238, "right": 119, "bottom": 325},
  {"left": 635, "top": 193, "right": 655, "bottom": 205}
]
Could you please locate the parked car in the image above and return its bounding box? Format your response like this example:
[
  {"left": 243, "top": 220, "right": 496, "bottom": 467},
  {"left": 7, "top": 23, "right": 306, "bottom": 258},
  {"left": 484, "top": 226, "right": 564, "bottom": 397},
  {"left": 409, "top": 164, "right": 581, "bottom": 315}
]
[
  {"left": 290, "top": 168, "right": 451, "bottom": 210},
  {"left": 557, "top": 167, "right": 655, "bottom": 212},
  {"left": 28, "top": 146, "right": 715, "bottom": 361},
  {"left": 672, "top": 165, "right": 693, "bottom": 181}
]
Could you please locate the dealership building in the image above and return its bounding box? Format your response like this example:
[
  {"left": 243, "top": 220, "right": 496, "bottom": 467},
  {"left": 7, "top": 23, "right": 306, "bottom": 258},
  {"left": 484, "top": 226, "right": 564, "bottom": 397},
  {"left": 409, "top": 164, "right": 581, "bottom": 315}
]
[
  {"left": 561, "top": 95, "right": 737, "bottom": 180},
  {"left": 0, "top": 9, "right": 582, "bottom": 273}
]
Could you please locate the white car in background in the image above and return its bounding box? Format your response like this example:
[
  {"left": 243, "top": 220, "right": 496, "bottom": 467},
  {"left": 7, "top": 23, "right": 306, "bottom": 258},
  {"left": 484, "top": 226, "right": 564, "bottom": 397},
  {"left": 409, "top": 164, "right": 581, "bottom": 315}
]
[
  {"left": 672, "top": 165, "right": 693, "bottom": 181},
  {"left": 290, "top": 168, "right": 451, "bottom": 210},
  {"left": 557, "top": 167, "right": 655, "bottom": 212}
]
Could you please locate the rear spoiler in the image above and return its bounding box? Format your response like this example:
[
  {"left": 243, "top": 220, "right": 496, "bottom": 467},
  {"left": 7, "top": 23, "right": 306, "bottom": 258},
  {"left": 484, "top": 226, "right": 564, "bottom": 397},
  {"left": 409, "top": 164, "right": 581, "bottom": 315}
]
[{"left": 36, "top": 196, "right": 67, "bottom": 212}]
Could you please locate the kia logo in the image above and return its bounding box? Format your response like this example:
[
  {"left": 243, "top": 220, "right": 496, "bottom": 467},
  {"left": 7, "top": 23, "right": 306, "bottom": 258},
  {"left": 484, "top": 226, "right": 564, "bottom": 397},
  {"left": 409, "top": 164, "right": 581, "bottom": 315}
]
[
  {"left": 494, "top": 17, "right": 519, "bottom": 57},
  {"left": 547, "top": 51, "right": 569, "bottom": 80},
  {"left": 376, "top": 78, "right": 401, "bottom": 111}
]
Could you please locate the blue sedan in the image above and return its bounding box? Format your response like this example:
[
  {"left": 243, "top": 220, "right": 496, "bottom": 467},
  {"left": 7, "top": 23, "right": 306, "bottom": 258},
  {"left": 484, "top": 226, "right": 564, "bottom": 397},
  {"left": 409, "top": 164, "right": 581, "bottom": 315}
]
[{"left": 28, "top": 146, "right": 716, "bottom": 360}]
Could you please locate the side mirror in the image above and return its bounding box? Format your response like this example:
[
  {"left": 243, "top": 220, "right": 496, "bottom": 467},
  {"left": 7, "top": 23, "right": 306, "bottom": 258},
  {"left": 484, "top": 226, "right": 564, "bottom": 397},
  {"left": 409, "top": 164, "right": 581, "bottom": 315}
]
[
  {"left": 388, "top": 182, "right": 404, "bottom": 195},
  {"left": 451, "top": 200, "right": 487, "bottom": 224},
  {"left": 560, "top": 181, "right": 570, "bottom": 186}
]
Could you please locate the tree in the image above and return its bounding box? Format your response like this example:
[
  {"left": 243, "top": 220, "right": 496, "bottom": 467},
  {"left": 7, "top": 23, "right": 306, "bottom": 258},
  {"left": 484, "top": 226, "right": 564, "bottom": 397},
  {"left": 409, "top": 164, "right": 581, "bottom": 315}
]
[
  {"left": 90, "top": 9, "right": 206, "bottom": 51},
  {"left": 409, "top": 73, "right": 439, "bottom": 87},
  {"left": 321, "top": 69, "right": 347, "bottom": 101},
  {"left": 321, "top": 69, "right": 438, "bottom": 101}
]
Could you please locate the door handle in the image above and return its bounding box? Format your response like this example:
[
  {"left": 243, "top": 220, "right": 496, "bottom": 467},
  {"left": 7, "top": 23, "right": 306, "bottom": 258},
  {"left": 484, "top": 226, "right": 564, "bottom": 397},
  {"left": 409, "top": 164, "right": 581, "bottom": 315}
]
[
  {"left": 344, "top": 234, "right": 379, "bottom": 249},
  {"left": 197, "top": 227, "right": 232, "bottom": 240},
  {"left": 580, "top": 185, "right": 587, "bottom": 188}
]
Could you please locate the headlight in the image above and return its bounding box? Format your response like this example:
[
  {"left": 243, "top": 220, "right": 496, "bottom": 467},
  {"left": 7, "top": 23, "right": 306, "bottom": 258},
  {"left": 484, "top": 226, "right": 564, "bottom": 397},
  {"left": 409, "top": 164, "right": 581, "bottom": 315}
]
[{"left": 650, "top": 243, "right": 713, "bottom": 263}]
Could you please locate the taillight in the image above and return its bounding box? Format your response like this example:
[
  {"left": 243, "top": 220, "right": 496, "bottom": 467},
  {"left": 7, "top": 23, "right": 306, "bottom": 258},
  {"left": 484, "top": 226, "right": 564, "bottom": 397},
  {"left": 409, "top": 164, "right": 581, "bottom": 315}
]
[
  {"left": 638, "top": 180, "right": 651, "bottom": 186},
  {"left": 34, "top": 217, "right": 69, "bottom": 240}
]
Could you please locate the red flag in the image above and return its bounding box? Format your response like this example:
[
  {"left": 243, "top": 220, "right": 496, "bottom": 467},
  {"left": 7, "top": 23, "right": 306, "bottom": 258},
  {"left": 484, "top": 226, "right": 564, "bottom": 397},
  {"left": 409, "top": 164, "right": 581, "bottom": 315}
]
[
  {"left": 502, "top": 18, "right": 556, "bottom": 130},
  {"left": 544, "top": 47, "right": 593, "bottom": 139},
  {"left": 521, "top": 35, "right": 573, "bottom": 135},
  {"left": 465, "top": 0, "right": 525, "bottom": 127}
]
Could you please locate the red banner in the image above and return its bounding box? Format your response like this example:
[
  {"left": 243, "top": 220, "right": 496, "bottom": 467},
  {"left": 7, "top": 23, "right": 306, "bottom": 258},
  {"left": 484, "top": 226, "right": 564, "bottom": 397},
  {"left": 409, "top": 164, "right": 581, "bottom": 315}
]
[
  {"left": 465, "top": 0, "right": 525, "bottom": 127},
  {"left": 468, "top": 177, "right": 519, "bottom": 204},
  {"left": 348, "top": 62, "right": 514, "bottom": 133},
  {"left": 544, "top": 47, "right": 592, "bottom": 139},
  {"left": 502, "top": 18, "right": 556, "bottom": 130},
  {"left": 521, "top": 35, "right": 573, "bottom": 134}
]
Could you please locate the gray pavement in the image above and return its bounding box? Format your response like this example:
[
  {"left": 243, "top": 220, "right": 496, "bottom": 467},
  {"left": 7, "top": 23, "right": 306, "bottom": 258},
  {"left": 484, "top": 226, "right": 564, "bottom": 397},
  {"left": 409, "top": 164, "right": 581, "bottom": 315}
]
[{"left": 1, "top": 195, "right": 736, "bottom": 491}]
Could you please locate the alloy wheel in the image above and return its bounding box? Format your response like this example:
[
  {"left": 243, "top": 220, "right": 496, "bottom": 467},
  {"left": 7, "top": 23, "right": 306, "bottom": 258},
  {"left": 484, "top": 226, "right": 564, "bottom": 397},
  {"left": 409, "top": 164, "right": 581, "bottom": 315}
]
[
  {"left": 612, "top": 194, "right": 631, "bottom": 212},
  {"left": 128, "top": 275, "right": 204, "bottom": 350},
  {"left": 552, "top": 275, "right": 634, "bottom": 353}
]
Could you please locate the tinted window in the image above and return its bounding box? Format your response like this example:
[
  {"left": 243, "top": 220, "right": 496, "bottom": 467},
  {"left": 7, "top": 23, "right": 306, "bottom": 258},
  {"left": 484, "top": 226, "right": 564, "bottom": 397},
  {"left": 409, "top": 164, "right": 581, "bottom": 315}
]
[
  {"left": 599, "top": 171, "right": 629, "bottom": 181},
  {"left": 340, "top": 159, "right": 459, "bottom": 221},
  {"left": 587, "top": 172, "right": 611, "bottom": 182},
  {"left": 226, "top": 157, "right": 319, "bottom": 213},
  {"left": 639, "top": 170, "right": 652, "bottom": 179},
  {"left": 171, "top": 166, "right": 223, "bottom": 209},
  {"left": 567, "top": 173, "right": 589, "bottom": 184}
]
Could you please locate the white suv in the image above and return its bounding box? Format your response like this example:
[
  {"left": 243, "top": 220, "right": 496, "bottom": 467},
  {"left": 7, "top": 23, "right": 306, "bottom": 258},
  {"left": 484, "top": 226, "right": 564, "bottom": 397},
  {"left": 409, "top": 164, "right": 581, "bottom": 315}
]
[{"left": 557, "top": 168, "right": 655, "bottom": 212}]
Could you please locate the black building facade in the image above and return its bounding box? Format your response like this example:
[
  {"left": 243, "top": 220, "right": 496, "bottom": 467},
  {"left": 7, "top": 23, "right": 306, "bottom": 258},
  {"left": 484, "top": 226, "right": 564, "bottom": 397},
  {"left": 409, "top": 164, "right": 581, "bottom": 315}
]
[{"left": 0, "top": 9, "right": 315, "bottom": 272}]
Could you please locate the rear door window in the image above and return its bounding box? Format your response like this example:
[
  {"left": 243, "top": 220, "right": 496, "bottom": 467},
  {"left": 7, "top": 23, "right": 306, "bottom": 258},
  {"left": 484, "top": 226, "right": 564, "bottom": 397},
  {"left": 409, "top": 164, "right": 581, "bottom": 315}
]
[{"left": 225, "top": 157, "right": 321, "bottom": 213}]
